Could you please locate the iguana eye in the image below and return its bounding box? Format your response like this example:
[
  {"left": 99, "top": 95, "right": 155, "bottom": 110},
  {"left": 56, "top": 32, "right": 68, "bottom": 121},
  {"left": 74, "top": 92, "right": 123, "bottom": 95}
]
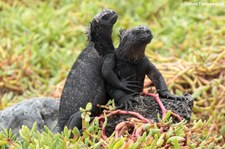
[
  {"left": 102, "top": 14, "right": 109, "bottom": 20},
  {"left": 133, "top": 31, "right": 140, "bottom": 35}
]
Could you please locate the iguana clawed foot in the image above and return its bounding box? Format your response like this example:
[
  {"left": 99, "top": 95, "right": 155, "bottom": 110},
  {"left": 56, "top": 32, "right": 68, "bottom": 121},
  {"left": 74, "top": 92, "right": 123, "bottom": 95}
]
[
  {"left": 157, "top": 89, "right": 188, "bottom": 101},
  {"left": 119, "top": 74, "right": 142, "bottom": 93},
  {"left": 120, "top": 80, "right": 142, "bottom": 93},
  {"left": 116, "top": 94, "right": 139, "bottom": 110}
]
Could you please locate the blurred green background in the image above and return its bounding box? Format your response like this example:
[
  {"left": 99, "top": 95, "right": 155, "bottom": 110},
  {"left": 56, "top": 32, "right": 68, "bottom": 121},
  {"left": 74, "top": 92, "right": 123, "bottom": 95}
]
[{"left": 0, "top": 0, "right": 224, "bottom": 144}]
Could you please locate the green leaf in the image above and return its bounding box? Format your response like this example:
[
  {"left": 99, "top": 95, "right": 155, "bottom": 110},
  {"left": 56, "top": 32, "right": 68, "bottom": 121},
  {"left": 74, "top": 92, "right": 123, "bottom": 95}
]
[
  {"left": 85, "top": 102, "right": 92, "bottom": 111},
  {"left": 84, "top": 115, "right": 90, "bottom": 123},
  {"left": 30, "top": 122, "right": 37, "bottom": 136},
  {"left": 162, "top": 110, "right": 172, "bottom": 123},
  {"left": 93, "top": 140, "right": 102, "bottom": 149},
  {"left": 131, "top": 141, "right": 141, "bottom": 149},
  {"left": 0, "top": 140, "right": 8, "bottom": 146},
  {"left": 208, "top": 142, "right": 215, "bottom": 149},
  {"left": 167, "top": 136, "right": 185, "bottom": 143},
  {"left": 8, "top": 128, "right": 12, "bottom": 138},
  {"left": 192, "top": 119, "right": 203, "bottom": 129},
  {"left": 112, "top": 138, "right": 125, "bottom": 149},
  {"left": 81, "top": 113, "right": 85, "bottom": 119},
  {"left": 72, "top": 127, "right": 80, "bottom": 137},
  {"left": 156, "top": 133, "right": 165, "bottom": 147},
  {"left": 79, "top": 107, "right": 85, "bottom": 112},
  {"left": 220, "top": 125, "right": 225, "bottom": 136},
  {"left": 191, "top": 86, "right": 210, "bottom": 98},
  {"left": 63, "top": 127, "right": 71, "bottom": 139},
  {"left": 172, "top": 138, "right": 180, "bottom": 149}
]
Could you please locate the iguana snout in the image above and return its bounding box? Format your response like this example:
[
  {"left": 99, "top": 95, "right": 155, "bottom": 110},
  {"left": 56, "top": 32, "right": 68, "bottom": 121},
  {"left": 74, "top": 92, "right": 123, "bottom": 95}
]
[
  {"left": 94, "top": 9, "right": 118, "bottom": 25},
  {"left": 120, "top": 25, "right": 153, "bottom": 45}
]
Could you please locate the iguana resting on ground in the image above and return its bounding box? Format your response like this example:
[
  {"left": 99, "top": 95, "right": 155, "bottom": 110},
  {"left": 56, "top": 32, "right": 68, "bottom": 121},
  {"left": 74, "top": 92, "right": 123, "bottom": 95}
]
[
  {"left": 53, "top": 9, "right": 118, "bottom": 132},
  {"left": 54, "top": 9, "right": 138, "bottom": 132},
  {"left": 102, "top": 26, "right": 187, "bottom": 109},
  {"left": 100, "top": 25, "right": 192, "bottom": 136}
]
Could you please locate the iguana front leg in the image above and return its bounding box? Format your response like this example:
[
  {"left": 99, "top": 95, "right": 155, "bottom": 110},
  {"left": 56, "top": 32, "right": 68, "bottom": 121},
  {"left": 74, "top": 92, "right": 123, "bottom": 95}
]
[
  {"left": 144, "top": 58, "right": 185, "bottom": 121},
  {"left": 102, "top": 54, "right": 140, "bottom": 93},
  {"left": 145, "top": 58, "right": 186, "bottom": 100}
]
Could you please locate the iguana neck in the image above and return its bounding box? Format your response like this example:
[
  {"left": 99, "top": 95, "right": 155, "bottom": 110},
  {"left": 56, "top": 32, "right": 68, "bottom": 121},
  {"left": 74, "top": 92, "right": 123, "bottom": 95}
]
[
  {"left": 90, "top": 23, "right": 114, "bottom": 56},
  {"left": 116, "top": 44, "right": 146, "bottom": 63}
]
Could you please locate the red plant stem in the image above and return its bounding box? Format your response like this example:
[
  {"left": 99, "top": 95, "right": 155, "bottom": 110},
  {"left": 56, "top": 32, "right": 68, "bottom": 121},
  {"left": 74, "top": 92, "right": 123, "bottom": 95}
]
[
  {"left": 135, "top": 125, "right": 144, "bottom": 137},
  {"left": 115, "top": 121, "right": 127, "bottom": 138},
  {"left": 98, "top": 93, "right": 183, "bottom": 139},
  {"left": 118, "top": 126, "right": 129, "bottom": 137},
  {"left": 99, "top": 120, "right": 107, "bottom": 140},
  {"left": 115, "top": 121, "right": 132, "bottom": 138},
  {"left": 98, "top": 110, "right": 150, "bottom": 123},
  {"left": 171, "top": 112, "right": 183, "bottom": 121},
  {"left": 144, "top": 92, "right": 183, "bottom": 132},
  {"left": 98, "top": 110, "right": 150, "bottom": 139},
  {"left": 144, "top": 92, "right": 167, "bottom": 118},
  {"left": 6, "top": 138, "right": 16, "bottom": 146},
  {"left": 144, "top": 92, "right": 183, "bottom": 121}
]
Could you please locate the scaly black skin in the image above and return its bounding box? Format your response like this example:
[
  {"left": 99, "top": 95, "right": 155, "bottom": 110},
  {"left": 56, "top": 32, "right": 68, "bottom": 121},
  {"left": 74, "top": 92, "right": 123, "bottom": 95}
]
[
  {"left": 102, "top": 26, "right": 186, "bottom": 109},
  {"left": 54, "top": 9, "right": 119, "bottom": 132}
]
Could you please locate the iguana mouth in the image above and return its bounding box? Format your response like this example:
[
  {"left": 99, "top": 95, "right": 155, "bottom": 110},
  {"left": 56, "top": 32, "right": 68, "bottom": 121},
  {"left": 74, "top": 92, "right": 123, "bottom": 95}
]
[
  {"left": 109, "top": 13, "right": 118, "bottom": 24},
  {"left": 139, "top": 34, "right": 152, "bottom": 43},
  {"left": 134, "top": 26, "right": 153, "bottom": 43}
]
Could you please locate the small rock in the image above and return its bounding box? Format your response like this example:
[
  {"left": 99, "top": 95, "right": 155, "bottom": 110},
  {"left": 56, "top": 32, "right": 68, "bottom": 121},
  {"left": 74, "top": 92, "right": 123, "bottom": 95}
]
[{"left": 0, "top": 97, "right": 59, "bottom": 135}]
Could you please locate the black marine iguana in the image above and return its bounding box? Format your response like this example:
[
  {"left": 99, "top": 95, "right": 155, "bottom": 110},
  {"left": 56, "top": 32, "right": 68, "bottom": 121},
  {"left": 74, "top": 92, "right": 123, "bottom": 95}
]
[
  {"left": 53, "top": 9, "right": 118, "bottom": 132},
  {"left": 55, "top": 9, "right": 138, "bottom": 132},
  {"left": 102, "top": 26, "right": 186, "bottom": 109}
]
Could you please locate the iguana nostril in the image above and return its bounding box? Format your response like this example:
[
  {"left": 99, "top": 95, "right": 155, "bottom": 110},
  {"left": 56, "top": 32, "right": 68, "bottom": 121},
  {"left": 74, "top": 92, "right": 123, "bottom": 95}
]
[{"left": 146, "top": 30, "right": 150, "bottom": 33}]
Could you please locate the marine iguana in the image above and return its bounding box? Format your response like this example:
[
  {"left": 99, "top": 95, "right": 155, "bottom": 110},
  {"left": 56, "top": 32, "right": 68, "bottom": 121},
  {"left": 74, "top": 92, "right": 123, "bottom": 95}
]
[
  {"left": 102, "top": 26, "right": 186, "bottom": 109},
  {"left": 55, "top": 9, "right": 138, "bottom": 132},
  {"left": 53, "top": 9, "right": 118, "bottom": 132}
]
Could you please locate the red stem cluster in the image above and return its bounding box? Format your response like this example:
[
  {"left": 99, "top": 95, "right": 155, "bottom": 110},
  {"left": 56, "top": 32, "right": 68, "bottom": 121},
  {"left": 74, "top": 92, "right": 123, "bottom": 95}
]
[{"left": 98, "top": 93, "right": 183, "bottom": 140}]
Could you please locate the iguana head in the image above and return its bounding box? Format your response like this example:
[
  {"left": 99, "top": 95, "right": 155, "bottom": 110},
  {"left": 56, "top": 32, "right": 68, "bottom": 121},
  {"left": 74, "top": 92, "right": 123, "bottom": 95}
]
[
  {"left": 117, "top": 26, "right": 153, "bottom": 62},
  {"left": 88, "top": 9, "right": 118, "bottom": 56},
  {"left": 93, "top": 9, "right": 118, "bottom": 26}
]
